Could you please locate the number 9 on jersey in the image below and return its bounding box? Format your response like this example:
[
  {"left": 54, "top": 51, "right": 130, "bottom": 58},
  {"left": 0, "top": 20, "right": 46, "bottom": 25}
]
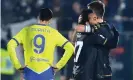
[{"left": 33, "top": 34, "right": 45, "bottom": 54}]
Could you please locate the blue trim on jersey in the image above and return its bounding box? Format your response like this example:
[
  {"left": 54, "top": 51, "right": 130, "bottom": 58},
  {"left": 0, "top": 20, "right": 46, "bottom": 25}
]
[
  {"left": 12, "top": 38, "right": 19, "bottom": 46},
  {"left": 61, "top": 41, "right": 69, "bottom": 48},
  {"left": 23, "top": 67, "right": 54, "bottom": 80}
]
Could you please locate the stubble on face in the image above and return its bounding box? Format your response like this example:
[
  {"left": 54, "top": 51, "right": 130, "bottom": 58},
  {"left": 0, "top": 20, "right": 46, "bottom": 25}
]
[{"left": 88, "top": 13, "right": 98, "bottom": 25}]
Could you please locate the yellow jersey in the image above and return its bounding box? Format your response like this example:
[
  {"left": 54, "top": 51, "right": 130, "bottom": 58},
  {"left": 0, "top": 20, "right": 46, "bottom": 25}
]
[{"left": 7, "top": 24, "right": 74, "bottom": 74}]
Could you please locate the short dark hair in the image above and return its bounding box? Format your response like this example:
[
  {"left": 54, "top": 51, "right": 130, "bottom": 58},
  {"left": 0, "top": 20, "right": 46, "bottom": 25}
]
[
  {"left": 39, "top": 8, "right": 53, "bottom": 21},
  {"left": 78, "top": 9, "right": 93, "bottom": 24},
  {"left": 87, "top": 1, "right": 105, "bottom": 18}
]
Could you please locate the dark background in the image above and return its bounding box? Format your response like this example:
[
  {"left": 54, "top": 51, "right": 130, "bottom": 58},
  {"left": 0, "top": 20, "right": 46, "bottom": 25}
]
[{"left": 1, "top": 0, "right": 133, "bottom": 80}]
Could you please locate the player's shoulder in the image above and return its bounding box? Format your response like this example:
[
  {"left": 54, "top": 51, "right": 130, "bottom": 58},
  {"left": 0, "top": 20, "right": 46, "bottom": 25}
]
[
  {"left": 45, "top": 25, "right": 59, "bottom": 33},
  {"left": 100, "top": 22, "right": 111, "bottom": 27},
  {"left": 97, "top": 21, "right": 111, "bottom": 30},
  {"left": 25, "top": 24, "right": 59, "bottom": 34},
  {"left": 30, "top": 24, "right": 56, "bottom": 30},
  {"left": 46, "top": 25, "right": 56, "bottom": 30},
  {"left": 18, "top": 26, "right": 29, "bottom": 33},
  {"left": 22, "top": 24, "right": 33, "bottom": 30}
]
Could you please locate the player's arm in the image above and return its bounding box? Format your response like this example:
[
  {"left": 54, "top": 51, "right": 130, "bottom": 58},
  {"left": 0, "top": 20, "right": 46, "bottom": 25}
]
[
  {"left": 7, "top": 28, "right": 26, "bottom": 69},
  {"left": 76, "top": 23, "right": 114, "bottom": 45},
  {"left": 70, "top": 25, "right": 85, "bottom": 45},
  {"left": 71, "top": 24, "right": 92, "bottom": 45},
  {"left": 71, "top": 30, "right": 76, "bottom": 45},
  {"left": 86, "top": 33, "right": 108, "bottom": 45},
  {"left": 74, "top": 25, "right": 108, "bottom": 45},
  {"left": 104, "top": 25, "right": 119, "bottom": 49},
  {"left": 86, "top": 24, "right": 114, "bottom": 45},
  {"left": 55, "top": 31, "right": 74, "bottom": 70},
  {"left": 71, "top": 9, "right": 93, "bottom": 44},
  {"left": 74, "top": 24, "right": 109, "bottom": 45}
]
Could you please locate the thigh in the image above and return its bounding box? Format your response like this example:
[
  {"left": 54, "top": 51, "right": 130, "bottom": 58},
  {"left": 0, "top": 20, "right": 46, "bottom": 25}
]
[
  {"left": 84, "top": 63, "right": 96, "bottom": 80},
  {"left": 74, "top": 73, "right": 83, "bottom": 80},
  {"left": 73, "top": 65, "right": 95, "bottom": 80},
  {"left": 83, "top": 51, "right": 97, "bottom": 80},
  {"left": 95, "top": 52, "right": 112, "bottom": 80}
]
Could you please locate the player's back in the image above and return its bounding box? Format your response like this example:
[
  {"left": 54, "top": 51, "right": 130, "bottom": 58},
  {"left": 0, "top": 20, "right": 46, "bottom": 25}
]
[
  {"left": 73, "top": 32, "right": 98, "bottom": 79},
  {"left": 22, "top": 24, "right": 58, "bottom": 73}
]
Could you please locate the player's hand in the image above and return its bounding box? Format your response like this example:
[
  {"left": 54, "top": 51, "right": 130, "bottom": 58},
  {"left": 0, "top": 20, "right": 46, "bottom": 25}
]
[
  {"left": 92, "top": 24, "right": 100, "bottom": 32},
  {"left": 75, "top": 25, "right": 85, "bottom": 32},
  {"left": 75, "top": 24, "right": 92, "bottom": 33},
  {"left": 93, "top": 22, "right": 106, "bottom": 32},
  {"left": 51, "top": 66, "right": 59, "bottom": 74},
  {"left": 18, "top": 65, "right": 27, "bottom": 73}
]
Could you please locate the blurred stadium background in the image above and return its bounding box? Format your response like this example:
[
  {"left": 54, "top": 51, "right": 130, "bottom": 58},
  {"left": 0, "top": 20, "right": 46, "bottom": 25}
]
[{"left": 1, "top": 0, "right": 133, "bottom": 80}]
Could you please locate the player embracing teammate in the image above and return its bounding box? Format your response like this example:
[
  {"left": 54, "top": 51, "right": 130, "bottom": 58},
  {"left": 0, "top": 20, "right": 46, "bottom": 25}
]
[
  {"left": 72, "top": 1, "right": 119, "bottom": 80},
  {"left": 7, "top": 1, "right": 119, "bottom": 80}
]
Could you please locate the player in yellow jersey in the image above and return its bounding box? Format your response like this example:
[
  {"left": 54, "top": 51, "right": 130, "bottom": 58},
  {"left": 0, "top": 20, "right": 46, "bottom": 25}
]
[{"left": 7, "top": 8, "right": 74, "bottom": 80}]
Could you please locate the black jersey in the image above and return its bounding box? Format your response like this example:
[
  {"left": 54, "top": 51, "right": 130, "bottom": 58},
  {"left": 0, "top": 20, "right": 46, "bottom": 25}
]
[
  {"left": 73, "top": 22, "right": 119, "bottom": 79},
  {"left": 73, "top": 32, "right": 97, "bottom": 77}
]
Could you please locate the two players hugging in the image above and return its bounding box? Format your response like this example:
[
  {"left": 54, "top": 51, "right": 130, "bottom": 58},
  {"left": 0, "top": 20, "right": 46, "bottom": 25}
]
[
  {"left": 72, "top": 2, "right": 119, "bottom": 80},
  {"left": 75, "top": 8, "right": 119, "bottom": 49}
]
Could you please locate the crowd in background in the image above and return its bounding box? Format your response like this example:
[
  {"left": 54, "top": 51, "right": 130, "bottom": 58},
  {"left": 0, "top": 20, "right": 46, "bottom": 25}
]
[
  {"left": 1, "top": 0, "right": 133, "bottom": 80},
  {"left": 2, "top": 0, "right": 133, "bottom": 30}
]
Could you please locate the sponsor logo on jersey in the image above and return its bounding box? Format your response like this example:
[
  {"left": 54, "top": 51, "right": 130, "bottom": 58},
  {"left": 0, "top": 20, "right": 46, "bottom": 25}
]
[{"left": 30, "top": 56, "right": 49, "bottom": 62}]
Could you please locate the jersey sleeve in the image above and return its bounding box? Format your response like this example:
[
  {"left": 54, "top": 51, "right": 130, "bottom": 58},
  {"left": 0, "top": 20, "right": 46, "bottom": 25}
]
[
  {"left": 84, "top": 24, "right": 92, "bottom": 32},
  {"left": 13, "top": 28, "right": 26, "bottom": 44},
  {"left": 86, "top": 33, "right": 108, "bottom": 45},
  {"left": 55, "top": 31, "right": 68, "bottom": 47},
  {"left": 55, "top": 31, "right": 74, "bottom": 70},
  {"left": 7, "top": 28, "right": 26, "bottom": 69},
  {"left": 94, "top": 24, "right": 114, "bottom": 45},
  {"left": 85, "top": 23, "right": 114, "bottom": 45},
  {"left": 104, "top": 25, "right": 119, "bottom": 49}
]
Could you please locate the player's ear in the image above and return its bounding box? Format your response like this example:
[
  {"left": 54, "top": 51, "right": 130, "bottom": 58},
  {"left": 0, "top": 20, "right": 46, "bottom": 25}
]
[
  {"left": 93, "top": 16, "right": 97, "bottom": 21},
  {"left": 47, "top": 19, "right": 51, "bottom": 25}
]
